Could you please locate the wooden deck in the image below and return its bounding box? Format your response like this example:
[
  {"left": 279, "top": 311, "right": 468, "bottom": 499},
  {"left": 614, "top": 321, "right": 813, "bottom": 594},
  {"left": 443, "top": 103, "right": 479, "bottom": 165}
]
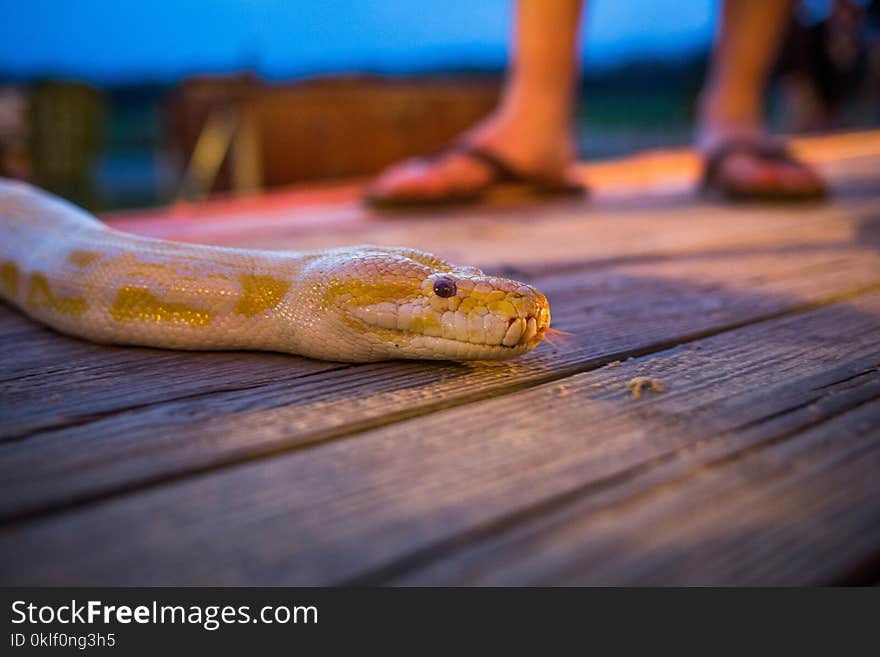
[{"left": 2, "top": 131, "right": 879, "bottom": 585}]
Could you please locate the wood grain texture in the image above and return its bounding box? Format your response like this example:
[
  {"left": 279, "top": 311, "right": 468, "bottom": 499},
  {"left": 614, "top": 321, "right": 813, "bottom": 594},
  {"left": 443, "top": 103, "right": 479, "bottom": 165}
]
[
  {"left": 0, "top": 314, "right": 348, "bottom": 440},
  {"left": 106, "top": 187, "right": 879, "bottom": 267},
  {"left": 1, "top": 143, "right": 878, "bottom": 585},
  {"left": 391, "top": 399, "right": 880, "bottom": 586},
  {"left": 1, "top": 246, "right": 878, "bottom": 520},
  {"left": 101, "top": 145, "right": 880, "bottom": 259},
  {"left": 1, "top": 290, "right": 877, "bottom": 585},
  {"left": 4, "top": 174, "right": 877, "bottom": 439}
]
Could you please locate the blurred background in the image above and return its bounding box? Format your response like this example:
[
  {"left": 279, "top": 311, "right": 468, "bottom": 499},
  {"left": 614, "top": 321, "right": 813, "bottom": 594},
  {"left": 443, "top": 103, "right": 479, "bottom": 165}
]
[{"left": 1, "top": 0, "right": 878, "bottom": 211}]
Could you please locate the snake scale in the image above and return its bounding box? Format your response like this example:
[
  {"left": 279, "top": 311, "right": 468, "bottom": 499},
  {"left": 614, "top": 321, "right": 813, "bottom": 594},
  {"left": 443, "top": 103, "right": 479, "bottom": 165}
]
[{"left": 0, "top": 179, "right": 550, "bottom": 362}]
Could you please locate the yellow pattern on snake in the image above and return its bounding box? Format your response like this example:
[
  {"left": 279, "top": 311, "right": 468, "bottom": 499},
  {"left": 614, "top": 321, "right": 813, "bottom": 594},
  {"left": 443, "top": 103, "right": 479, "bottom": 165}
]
[{"left": 0, "top": 179, "right": 550, "bottom": 362}]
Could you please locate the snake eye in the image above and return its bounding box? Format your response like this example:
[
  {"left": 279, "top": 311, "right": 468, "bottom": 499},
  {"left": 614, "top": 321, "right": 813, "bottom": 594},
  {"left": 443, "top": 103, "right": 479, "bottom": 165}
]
[{"left": 432, "top": 276, "right": 457, "bottom": 298}]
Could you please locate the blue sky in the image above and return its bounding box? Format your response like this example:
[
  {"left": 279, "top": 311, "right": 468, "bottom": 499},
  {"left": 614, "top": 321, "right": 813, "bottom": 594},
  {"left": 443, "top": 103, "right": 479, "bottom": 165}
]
[{"left": 1, "top": 0, "right": 718, "bottom": 83}]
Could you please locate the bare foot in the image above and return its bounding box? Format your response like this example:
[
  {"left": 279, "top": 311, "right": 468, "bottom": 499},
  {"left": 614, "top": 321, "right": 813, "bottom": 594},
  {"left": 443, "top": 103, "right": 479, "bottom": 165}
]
[{"left": 366, "top": 112, "right": 577, "bottom": 204}]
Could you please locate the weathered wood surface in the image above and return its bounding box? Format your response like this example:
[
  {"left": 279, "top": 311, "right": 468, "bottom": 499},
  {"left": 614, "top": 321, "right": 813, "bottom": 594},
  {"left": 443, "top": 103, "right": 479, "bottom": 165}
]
[
  {"left": 2, "top": 247, "right": 879, "bottom": 519},
  {"left": 2, "top": 289, "right": 878, "bottom": 585},
  {"left": 1, "top": 133, "right": 879, "bottom": 585}
]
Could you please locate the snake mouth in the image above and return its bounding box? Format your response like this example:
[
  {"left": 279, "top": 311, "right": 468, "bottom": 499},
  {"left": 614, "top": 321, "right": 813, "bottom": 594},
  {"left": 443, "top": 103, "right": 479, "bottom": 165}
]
[
  {"left": 500, "top": 314, "right": 546, "bottom": 348},
  {"left": 347, "top": 285, "right": 550, "bottom": 358},
  {"left": 358, "top": 311, "right": 548, "bottom": 350}
]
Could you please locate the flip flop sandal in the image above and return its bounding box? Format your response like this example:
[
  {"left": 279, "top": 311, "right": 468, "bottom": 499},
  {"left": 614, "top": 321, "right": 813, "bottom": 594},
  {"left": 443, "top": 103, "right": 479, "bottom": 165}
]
[
  {"left": 700, "top": 139, "right": 827, "bottom": 202},
  {"left": 364, "top": 142, "right": 588, "bottom": 209}
]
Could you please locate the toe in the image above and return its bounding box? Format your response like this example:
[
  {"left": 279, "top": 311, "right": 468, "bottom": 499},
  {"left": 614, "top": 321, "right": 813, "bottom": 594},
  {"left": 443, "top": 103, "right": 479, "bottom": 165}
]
[
  {"left": 367, "top": 152, "right": 494, "bottom": 202},
  {"left": 718, "top": 152, "right": 780, "bottom": 194},
  {"left": 711, "top": 148, "right": 825, "bottom": 198},
  {"left": 368, "top": 158, "right": 435, "bottom": 198},
  {"left": 776, "top": 162, "right": 824, "bottom": 195}
]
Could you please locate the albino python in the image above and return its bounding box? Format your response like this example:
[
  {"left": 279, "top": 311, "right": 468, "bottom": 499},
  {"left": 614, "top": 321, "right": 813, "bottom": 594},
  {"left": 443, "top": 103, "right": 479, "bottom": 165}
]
[{"left": 0, "top": 179, "right": 550, "bottom": 362}]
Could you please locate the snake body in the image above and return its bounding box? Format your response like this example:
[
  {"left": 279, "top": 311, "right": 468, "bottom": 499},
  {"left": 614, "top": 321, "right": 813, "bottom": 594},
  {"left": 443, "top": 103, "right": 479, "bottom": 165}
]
[{"left": 0, "top": 180, "right": 550, "bottom": 362}]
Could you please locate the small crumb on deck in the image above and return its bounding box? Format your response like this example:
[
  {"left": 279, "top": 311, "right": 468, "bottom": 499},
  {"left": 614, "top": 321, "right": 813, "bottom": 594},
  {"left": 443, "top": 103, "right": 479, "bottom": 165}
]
[
  {"left": 553, "top": 384, "right": 570, "bottom": 398},
  {"left": 627, "top": 376, "right": 667, "bottom": 398}
]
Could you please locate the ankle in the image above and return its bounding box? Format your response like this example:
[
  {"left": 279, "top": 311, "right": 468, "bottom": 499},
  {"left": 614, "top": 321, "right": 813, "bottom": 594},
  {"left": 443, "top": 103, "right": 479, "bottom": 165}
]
[
  {"left": 498, "top": 88, "right": 572, "bottom": 131},
  {"left": 695, "top": 122, "right": 766, "bottom": 154},
  {"left": 696, "top": 86, "right": 766, "bottom": 153},
  {"left": 472, "top": 107, "right": 574, "bottom": 170},
  {"left": 699, "top": 78, "right": 763, "bottom": 122}
]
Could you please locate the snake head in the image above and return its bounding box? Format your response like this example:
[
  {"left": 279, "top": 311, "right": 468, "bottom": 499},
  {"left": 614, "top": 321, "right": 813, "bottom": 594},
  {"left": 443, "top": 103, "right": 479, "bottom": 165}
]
[{"left": 293, "top": 246, "right": 550, "bottom": 362}]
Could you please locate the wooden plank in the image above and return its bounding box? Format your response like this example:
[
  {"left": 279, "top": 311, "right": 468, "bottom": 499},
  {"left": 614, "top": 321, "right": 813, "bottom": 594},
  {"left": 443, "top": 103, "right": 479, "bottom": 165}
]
[
  {"left": 102, "top": 183, "right": 878, "bottom": 269},
  {"left": 0, "top": 310, "right": 348, "bottom": 439},
  {"left": 3, "top": 156, "right": 876, "bottom": 409},
  {"left": 5, "top": 184, "right": 876, "bottom": 438},
  {"left": 1, "top": 290, "right": 878, "bottom": 585},
  {"left": 101, "top": 131, "right": 880, "bottom": 245},
  {"left": 392, "top": 400, "right": 880, "bottom": 586},
  {"left": 2, "top": 246, "right": 879, "bottom": 520}
]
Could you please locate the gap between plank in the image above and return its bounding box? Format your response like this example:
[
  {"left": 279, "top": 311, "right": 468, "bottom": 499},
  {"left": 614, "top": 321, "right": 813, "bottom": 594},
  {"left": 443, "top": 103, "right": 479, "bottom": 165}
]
[
  {"left": 0, "top": 363, "right": 355, "bottom": 443},
  {"left": 4, "top": 281, "right": 880, "bottom": 527},
  {"left": 343, "top": 382, "right": 880, "bottom": 585}
]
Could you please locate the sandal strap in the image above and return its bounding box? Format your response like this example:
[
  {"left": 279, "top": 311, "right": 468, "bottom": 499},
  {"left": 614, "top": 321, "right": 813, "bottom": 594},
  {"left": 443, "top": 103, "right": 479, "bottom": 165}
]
[
  {"left": 701, "top": 139, "right": 795, "bottom": 189},
  {"left": 450, "top": 143, "right": 524, "bottom": 183},
  {"left": 421, "top": 141, "right": 534, "bottom": 185},
  {"left": 366, "top": 141, "right": 587, "bottom": 207}
]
